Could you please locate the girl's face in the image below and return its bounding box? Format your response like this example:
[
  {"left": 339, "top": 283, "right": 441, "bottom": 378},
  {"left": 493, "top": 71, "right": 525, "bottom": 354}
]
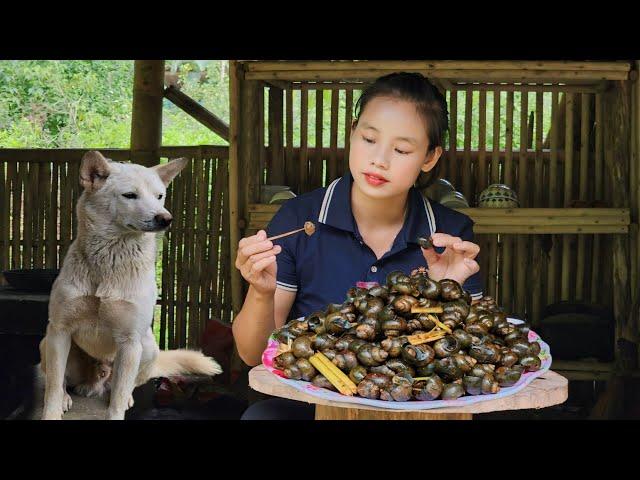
[{"left": 349, "top": 96, "right": 442, "bottom": 200}]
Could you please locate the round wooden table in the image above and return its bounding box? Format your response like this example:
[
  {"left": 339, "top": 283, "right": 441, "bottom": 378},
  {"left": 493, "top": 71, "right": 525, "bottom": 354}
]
[{"left": 249, "top": 365, "right": 568, "bottom": 420}]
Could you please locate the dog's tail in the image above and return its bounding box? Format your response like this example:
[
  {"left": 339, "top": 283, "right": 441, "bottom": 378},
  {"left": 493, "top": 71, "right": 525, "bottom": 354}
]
[{"left": 149, "top": 350, "right": 222, "bottom": 378}]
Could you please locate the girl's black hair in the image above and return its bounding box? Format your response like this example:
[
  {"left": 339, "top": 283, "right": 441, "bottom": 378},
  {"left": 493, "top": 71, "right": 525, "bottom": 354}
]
[{"left": 353, "top": 72, "right": 449, "bottom": 188}]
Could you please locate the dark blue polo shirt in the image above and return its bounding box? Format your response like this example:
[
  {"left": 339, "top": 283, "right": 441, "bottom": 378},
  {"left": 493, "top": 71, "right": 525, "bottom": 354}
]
[{"left": 265, "top": 171, "right": 484, "bottom": 320}]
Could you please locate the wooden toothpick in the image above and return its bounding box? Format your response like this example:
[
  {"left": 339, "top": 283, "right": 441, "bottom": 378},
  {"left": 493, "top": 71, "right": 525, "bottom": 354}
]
[{"left": 267, "top": 221, "right": 316, "bottom": 241}]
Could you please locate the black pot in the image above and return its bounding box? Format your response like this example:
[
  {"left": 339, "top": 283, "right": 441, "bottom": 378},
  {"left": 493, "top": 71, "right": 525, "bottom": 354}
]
[{"left": 2, "top": 269, "right": 60, "bottom": 293}]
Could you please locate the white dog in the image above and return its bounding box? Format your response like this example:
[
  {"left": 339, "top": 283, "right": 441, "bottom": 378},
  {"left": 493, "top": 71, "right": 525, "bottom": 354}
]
[{"left": 39, "top": 151, "right": 221, "bottom": 420}]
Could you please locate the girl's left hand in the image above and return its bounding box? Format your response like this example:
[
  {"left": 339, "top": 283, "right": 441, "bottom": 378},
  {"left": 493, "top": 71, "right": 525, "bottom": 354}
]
[{"left": 420, "top": 233, "right": 480, "bottom": 286}]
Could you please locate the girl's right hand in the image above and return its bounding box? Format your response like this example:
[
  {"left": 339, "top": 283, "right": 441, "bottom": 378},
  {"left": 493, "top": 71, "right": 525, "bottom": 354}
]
[{"left": 235, "top": 230, "right": 282, "bottom": 296}]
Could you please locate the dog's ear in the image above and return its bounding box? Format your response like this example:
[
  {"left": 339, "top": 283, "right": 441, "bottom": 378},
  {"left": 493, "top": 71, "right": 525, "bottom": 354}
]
[
  {"left": 152, "top": 157, "right": 189, "bottom": 187},
  {"left": 80, "top": 151, "right": 111, "bottom": 192}
]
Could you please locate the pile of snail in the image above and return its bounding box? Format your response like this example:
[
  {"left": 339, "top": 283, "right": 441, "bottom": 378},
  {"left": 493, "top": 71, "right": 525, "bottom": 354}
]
[{"left": 271, "top": 268, "right": 543, "bottom": 401}]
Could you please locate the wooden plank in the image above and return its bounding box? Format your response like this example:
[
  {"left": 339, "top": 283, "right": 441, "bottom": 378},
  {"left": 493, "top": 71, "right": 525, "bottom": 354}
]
[
  {"left": 329, "top": 89, "right": 339, "bottom": 182},
  {"left": 300, "top": 89, "right": 309, "bottom": 192},
  {"left": 453, "top": 83, "right": 607, "bottom": 94},
  {"left": 458, "top": 208, "right": 628, "bottom": 217},
  {"left": 314, "top": 89, "right": 324, "bottom": 188},
  {"left": 448, "top": 89, "right": 458, "bottom": 189},
  {"left": 244, "top": 60, "right": 631, "bottom": 72},
  {"left": 463, "top": 90, "right": 473, "bottom": 202},
  {"left": 245, "top": 68, "right": 629, "bottom": 82},
  {"left": 473, "top": 225, "right": 627, "bottom": 234},
  {"left": 491, "top": 90, "right": 501, "bottom": 184}
]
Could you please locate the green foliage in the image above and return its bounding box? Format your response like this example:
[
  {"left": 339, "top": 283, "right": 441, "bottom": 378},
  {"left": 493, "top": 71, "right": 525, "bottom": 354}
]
[
  {"left": 0, "top": 60, "right": 230, "bottom": 148},
  {"left": 0, "top": 59, "right": 555, "bottom": 153}
]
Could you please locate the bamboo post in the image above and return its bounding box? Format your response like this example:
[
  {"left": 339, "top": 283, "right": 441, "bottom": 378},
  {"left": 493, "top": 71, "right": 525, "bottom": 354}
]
[
  {"left": 604, "top": 80, "right": 636, "bottom": 372},
  {"left": 491, "top": 90, "right": 501, "bottom": 184},
  {"left": 23, "top": 163, "right": 34, "bottom": 268},
  {"left": 208, "top": 160, "right": 225, "bottom": 320},
  {"left": 547, "top": 91, "right": 560, "bottom": 305},
  {"left": 0, "top": 161, "right": 5, "bottom": 271},
  {"left": 60, "top": 162, "right": 72, "bottom": 262},
  {"left": 130, "top": 60, "right": 164, "bottom": 167},
  {"left": 501, "top": 91, "right": 515, "bottom": 313},
  {"left": 562, "top": 93, "right": 575, "bottom": 300},
  {"left": 576, "top": 94, "right": 590, "bottom": 300},
  {"left": 516, "top": 92, "right": 529, "bottom": 317},
  {"left": 268, "top": 86, "right": 285, "bottom": 186},
  {"left": 160, "top": 177, "right": 171, "bottom": 350},
  {"left": 314, "top": 89, "right": 324, "bottom": 188},
  {"left": 41, "top": 160, "right": 52, "bottom": 268},
  {"left": 629, "top": 70, "right": 638, "bottom": 307},
  {"left": 10, "top": 162, "right": 20, "bottom": 268},
  {"left": 591, "top": 93, "right": 604, "bottom": 303},
  {"left": 222, "top": 175, "right": 233, "bottom": 325},
  {"left": 344, "top": 89, "right": 354, "bottom": 174},
  {"left": 163, "top": 85, "right": 230, "bottom": 141},
  {"left": 633, "top": 63, "right": 640, "bottom": 310},
  {"left": 172, "top": 161, "right": 186, "bottom": 348},
  {"left": 182, "top": 160, "right": 195, "bottom": 347},
  {"left": 463, "top": 91, "right": 473, "bottom": 203},
  {"left": 195, "top": 153, "right": 207, "bottom": 341},
  {"left": 477, "top": 90, "right": 487, "bottom": 200},
  {"left": 300, "top": 89, "right": 309, "bottom": 192},
  {"left": 449, "top": 89, "right": 458, "bottom": 189},
  {"left": 50, "top": 162, "right": 59, "bottom": 267},
  {"left": 329, "top": 89, "right": 339, "bottom": 182},
  {"left": 228, "top": 61, "right": 243, "bottom": 316},
  {"left": 531, "top": 92, "right": 544, "bottom": 326},
  {"left": 486, "top": 90, "right": 500, "bottom": 303},
  {"left": 285, "top": 89, "right": 296, "bottom": 193}
]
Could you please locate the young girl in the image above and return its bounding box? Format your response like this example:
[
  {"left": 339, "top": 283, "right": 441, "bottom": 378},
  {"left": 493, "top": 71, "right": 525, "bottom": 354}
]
[{"left": 232, "top": 72, "right": 483, "bottom": 419}]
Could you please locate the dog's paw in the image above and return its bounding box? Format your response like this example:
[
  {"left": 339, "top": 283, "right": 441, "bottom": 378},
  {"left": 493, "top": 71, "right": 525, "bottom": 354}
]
[
  {"left": 128, "top": 395, "right": 135, "bottom": 409},
  {"left": 41, "top": 409, "right": 64, "bottom": 420},
  {"left": 63, "top": 392, "right": 73, "bottom": 412}
]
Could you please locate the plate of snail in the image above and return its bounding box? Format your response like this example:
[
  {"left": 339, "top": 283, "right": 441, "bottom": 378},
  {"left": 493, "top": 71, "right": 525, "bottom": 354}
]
[{"left": 262, "top": 273, "right": 552, "bottom": 410}]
